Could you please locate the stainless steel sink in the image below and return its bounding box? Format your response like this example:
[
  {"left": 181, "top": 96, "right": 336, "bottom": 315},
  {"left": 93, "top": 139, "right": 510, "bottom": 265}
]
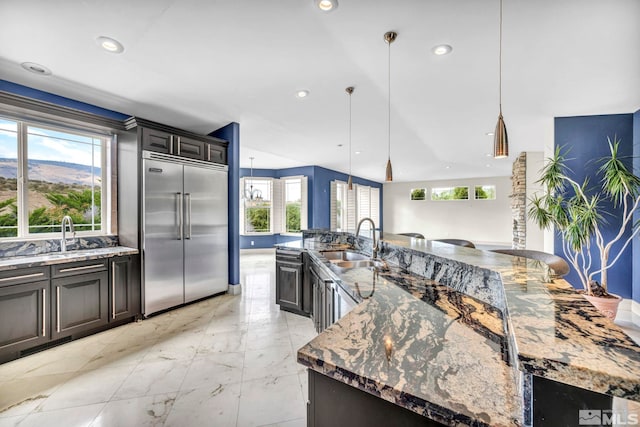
[
  {"left": 321, "top": 250, "right": 369, "bottom": 261},
  {"left": 332, "top": 259, "right": 385, "bottom": 271}
]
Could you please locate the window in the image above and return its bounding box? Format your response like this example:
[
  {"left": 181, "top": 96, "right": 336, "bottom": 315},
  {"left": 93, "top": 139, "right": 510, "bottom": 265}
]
[
  {"left": 410, "top": 188, "right": 426, "bottom": 200},
  {"left": 0, "top": 116, "right": 110, "bottom": 238},
  {"left": 431, "top": 186, "right": 469, "bottom": 201},
  {"left": 330, "top": 181, "right": 380, "bottom": 233},
  {"left": 239, "top": 176, "right": 308, "bottom": 235},
  {"left": 282, "top": 176, "right": 308, "bottom": 234},
  {"left": 475, "top": 185, "right": 496, "bottom": 200},
  {"left": 241, "top": 178, "right": 272, "bottom": 234}
]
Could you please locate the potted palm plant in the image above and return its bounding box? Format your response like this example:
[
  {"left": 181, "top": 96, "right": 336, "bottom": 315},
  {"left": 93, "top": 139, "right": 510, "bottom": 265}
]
[{"left": 529, "top": 137, "right": 640, "bottom": 319}]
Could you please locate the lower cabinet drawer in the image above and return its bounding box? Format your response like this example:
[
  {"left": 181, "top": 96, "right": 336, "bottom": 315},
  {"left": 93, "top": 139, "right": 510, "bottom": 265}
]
[{"left": 51, "top": 271, "right": 109, "bottom": 340}]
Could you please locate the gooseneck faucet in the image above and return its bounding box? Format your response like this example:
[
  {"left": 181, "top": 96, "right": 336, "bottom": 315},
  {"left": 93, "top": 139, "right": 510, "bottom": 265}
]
[
  {"left": 356, "top": 217, "right": 379, "bottom": 259},
  {"left": 61, "top": 215, "right": 76, "bottom": 252}
]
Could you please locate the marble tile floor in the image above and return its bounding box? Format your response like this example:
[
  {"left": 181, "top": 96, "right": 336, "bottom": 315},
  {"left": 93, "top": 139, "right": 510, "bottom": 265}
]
[
  {"left": 0, "top": 250, "right": 316, "bottom": 427},
  {"left": 1, "top": 249, "right": 639, "bottom": 427}
]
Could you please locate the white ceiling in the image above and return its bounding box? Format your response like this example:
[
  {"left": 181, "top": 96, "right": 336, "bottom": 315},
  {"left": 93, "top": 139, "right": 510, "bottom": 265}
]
[{"left": 0, "top": 0, "right": 638, "bottom": 182}]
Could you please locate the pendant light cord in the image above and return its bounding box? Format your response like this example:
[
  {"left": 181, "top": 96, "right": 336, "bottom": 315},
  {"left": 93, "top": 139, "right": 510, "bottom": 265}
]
[
  {"left": 387, "top": 38, "right": 391, "bottom": 161},
  {"left": 499, "top": 0, "right": 503, "bottom": 115},
  {"left": 349, "top": 91, "right": 352, "bottom": 176}
]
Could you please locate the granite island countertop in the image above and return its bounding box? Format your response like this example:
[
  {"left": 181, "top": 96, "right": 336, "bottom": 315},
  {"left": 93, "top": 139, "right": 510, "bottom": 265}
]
[{"left": 289, "top": 231, "right": 640, "bottom": 426}]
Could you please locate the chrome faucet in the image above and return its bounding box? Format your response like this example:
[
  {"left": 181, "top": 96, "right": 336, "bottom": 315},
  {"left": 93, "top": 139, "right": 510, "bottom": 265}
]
[
  {"left": 61, "top": 215, "right": 76, "bottom": 252},
  {"left": 356, "top": 217, "right": 379, "bottom": 259}
]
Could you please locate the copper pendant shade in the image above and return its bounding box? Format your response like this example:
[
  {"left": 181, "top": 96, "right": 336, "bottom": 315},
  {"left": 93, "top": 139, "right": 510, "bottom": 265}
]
[
  {"left": 384, "top": 31, "right": 397, "bottom": 182},
  {"left": 493, "top": 0, "right": 509, "bottom": 159},
  {"left": 494, "top": 112, "right": 508, "bottom": 158}
]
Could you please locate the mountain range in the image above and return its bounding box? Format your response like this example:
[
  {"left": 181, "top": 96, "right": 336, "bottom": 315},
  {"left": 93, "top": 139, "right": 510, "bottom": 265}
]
[{"left": 0, "top": 158, "right": 100, "bottom": 186}]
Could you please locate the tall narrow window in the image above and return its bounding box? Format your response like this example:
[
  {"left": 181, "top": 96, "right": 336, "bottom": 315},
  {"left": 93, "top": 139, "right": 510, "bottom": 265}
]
[
  {"left": 331, "top": 180, "right": 380, "bottom": 232},
  {"left": 0, "top": 116, "right": 110, "bottom": 239},
  {"left": 0, "top": 119, "right": 18, "bottom": 237},
  {"left": 280, "top": 176, "right": 307, "bottom": 234},
  {"left": 242, "top": 178, "right": 272, "bottom": 234}
]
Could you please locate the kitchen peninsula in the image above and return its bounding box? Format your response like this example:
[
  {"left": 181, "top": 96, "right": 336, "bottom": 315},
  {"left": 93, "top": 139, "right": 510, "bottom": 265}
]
[{"left": 292, "top": 230, "right": 640, "bottom": 427}]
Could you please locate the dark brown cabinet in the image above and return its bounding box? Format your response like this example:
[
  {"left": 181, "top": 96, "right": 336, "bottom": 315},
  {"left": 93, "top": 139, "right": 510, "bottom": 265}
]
[
  {"left": 135, "top": 120, "right": 228, "bottom": 165},
  {"left": 0, "top": 267, "right": 50, "bottom": 361},
  {"left": 109, "top": 255, "right": 140, "bottom": 322},
  {"left": 141, "top": 127, "right": 173, "bottom": 154},
  {"left": 276, "top": 249, "right": 305, "bottom": 315},
  {"left": 51, "top": 260, "right": 109, "bottom": 340},
  {"left": 0, "top": 255, "right": 140, "bottom": 364}
]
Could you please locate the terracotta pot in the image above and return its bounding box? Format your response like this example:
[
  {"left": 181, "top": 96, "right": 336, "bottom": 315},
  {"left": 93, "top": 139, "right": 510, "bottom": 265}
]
[{"left": 583, "top": 293, "right": 623, "bottom": 320}]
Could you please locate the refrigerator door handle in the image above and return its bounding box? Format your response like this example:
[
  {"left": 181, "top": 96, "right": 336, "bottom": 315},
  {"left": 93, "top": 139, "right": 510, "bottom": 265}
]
[
  {"left": 176, "top": 192, "right": 183, "bottom": 240},
  {"left": 185, "top": 193, "right": 192, "bottom": 240}
]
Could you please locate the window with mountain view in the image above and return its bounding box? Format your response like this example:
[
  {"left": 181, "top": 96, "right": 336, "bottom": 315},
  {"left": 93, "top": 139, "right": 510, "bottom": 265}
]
[{"left": 0, "top": 116, "right": 108, "bottom": 238}]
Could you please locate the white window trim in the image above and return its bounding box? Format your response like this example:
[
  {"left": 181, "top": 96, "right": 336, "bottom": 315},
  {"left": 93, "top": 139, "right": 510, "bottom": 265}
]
[
  {"left": 280, "top": 175, "right": 308, "bottom": 236},
  {"left": 0, "top": 115, "right": 112, "bottom": 240},
  {"left": 331, "top": 180, "right": 380, "bottom": 233},
  {"left": 240, "top": 176, "right": 274, "bottom": 235}
]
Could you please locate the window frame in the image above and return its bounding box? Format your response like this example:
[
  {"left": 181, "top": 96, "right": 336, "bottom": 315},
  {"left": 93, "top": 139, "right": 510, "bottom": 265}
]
[
  {"left": 431, "top": 186, "right": 470, "bottom": 201},
  {"left": 330, "top": 180, "right": 380, "bottom": 233},
  {"left": 0, "top": 114, "right": 112, "bottom": 240},
  {"left": 240, "top": 176, "right": 274, "bottom": 235},
  {"left": 474, "top": 184, "right": 497, "bottom": 200},
  {"left": 280, "top": 175, "right": 307, "bottom": 236}
]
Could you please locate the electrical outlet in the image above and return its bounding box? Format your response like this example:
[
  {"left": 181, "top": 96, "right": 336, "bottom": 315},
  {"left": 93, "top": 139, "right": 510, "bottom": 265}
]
[{"left": 251, "top": 240, "right": 255, "bottom": 246}]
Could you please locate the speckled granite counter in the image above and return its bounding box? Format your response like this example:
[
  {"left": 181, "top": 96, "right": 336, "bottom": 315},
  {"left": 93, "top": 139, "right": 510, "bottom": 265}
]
[
  {"left": 0, "top": 246, "right": 139, "bottom": 271},
  {"left": 292, "top": 231, "right": 640, "bottom": 427}
]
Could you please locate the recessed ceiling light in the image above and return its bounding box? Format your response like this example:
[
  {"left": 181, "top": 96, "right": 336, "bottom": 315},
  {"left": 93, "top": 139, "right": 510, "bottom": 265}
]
[
  {"left": 445, "top": 165, "right": 451, "bottom": 169},
  {"left": 96, "top": 36, "right": 124, "bottom": 53},
  {"left": 486, "top": 164, "right": 491, "bottom": 168},
  {"left": 485, "top": 153, "right": 493, "bottom": 157},
  {"left": 296, "top": 90, "right": 309, "bottom": 98},
  {"left": 315, "top": 0, "right": 338, "bottom": 12},
  {"left": 21, "top": 62, "right": 52, "bottom": 75},
  {"left": 432, "top": 44, "right": 452, "bottom": 56},
  {"left": 355, "top": 151, "right": 361, "bottom": 155},
  {"left": 485, "top": 132, "right": 495, "bottom": 136}
]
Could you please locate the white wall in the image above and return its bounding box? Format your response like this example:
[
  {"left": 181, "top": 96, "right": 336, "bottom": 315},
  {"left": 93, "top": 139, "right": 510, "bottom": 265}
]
[
  {"left": 525, "top": 152, "right": 545, "bottom": 250},
  {"left": 383, "top": 176, "right": 512, "bottom": 246}
]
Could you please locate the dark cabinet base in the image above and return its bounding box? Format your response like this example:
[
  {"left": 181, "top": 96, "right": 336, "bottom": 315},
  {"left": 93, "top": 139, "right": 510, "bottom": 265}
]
[{"left": 307, "top": 370, "right": 444, "bottom": 427}]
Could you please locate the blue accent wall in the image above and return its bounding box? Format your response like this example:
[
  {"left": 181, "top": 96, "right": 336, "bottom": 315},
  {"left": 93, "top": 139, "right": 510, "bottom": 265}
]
[
  {"left": 210, "top": 123, "right": 240, "bottom": 286},
  {"left": 633, "top": 109, "right": 640, "bottom": 304},
  {"left": 0, "top": 79, "right": 129, "bottom": 120},
  {"left": 554, "top": 114, "right": 634, "bottom": 298},
  {"left": 239, "top": 165, "right": 383, "bottom": 249}
]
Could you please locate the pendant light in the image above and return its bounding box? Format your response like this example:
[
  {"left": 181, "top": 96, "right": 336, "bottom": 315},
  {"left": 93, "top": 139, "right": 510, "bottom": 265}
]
[
  {"left": 243, "top": 157, "right": 262, "bottom": 201},
  {"left": 493, "top": 0, "right": 508, "bottom": 159},
  {"left": 346, "top": 86, "right": 354, "bottom": 190},
  {"left": 384, "top": 31, "right": 397, "bottom": 181}
]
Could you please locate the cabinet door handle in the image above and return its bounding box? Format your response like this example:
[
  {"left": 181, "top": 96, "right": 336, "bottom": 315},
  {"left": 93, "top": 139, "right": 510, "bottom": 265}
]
[
  {"left": 176, "top": 136, "right": 181, "bottom": 156},
  {"left": 185, "top": 193, "right": 192, "bottom": 240},
  {"left": 56, "top": 286, "right": 60, "bottom": 333},
  {"left": 59, "top": 264, "right": 104, "bottom": 273},
  {"left": 176, "top": 192, "right": 183, "bottom": 240},
  {"left": 111, "top": 262, "right": 116, "bottom": 319},
  {"left": 169, "top": 135, "right": 174, "bottom": 155},
  {"left": 0, "top": 272, "right": 44, "bottom": 282},
  {"left": 42, "top": 288, "right": 46, "bottom": 337}
]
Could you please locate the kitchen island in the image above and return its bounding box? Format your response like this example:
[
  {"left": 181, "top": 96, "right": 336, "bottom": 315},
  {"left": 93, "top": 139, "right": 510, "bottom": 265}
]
[{"left": 293, "top": 231, "right": 640, "bottom": 427}]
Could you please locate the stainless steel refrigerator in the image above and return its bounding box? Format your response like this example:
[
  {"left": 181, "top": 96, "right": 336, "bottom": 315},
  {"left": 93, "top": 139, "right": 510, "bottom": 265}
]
[{"left": 142, "top": 151, "right": 228, "bottom": 316}]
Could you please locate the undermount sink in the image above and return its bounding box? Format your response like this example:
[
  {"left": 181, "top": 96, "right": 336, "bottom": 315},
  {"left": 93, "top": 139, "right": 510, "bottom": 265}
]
[
  {"left": 332, "top": 259, "right": 385, "bottom": 271},
  {"left": 321, "top": 250, "right": 369, "bottom": 261}
]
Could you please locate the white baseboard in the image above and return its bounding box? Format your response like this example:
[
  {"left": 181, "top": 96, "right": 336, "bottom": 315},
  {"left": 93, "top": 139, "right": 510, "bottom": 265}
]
[{"left": 228, "top": 284, "right": 242, "bottom": 295}]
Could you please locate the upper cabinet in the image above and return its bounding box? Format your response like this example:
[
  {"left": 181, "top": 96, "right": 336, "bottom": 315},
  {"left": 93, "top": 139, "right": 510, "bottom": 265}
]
[{"left": 127, "top": 117, "right": 228, "bottom": 165}]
